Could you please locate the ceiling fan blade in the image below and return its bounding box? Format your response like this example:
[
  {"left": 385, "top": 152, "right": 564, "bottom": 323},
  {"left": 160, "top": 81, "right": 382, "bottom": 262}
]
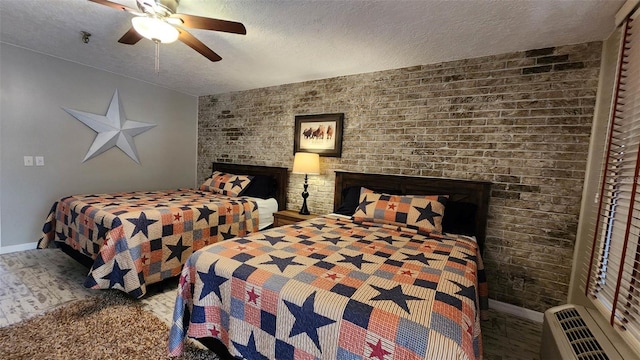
[
  {"left": 118, "top": 27, "right": 143, "bottom": 45},
  {"left": 88, "top": 0, "right": 138, "bottom": 13},
  {"left": 177, "top": 29, "right": 222, "bottom": 62},
  {"left": 170, "top": 14, "right": 246, "bottom": 35}
]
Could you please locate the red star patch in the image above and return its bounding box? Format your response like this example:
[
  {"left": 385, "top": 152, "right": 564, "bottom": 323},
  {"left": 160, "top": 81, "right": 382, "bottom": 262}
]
[
  {"left": 401, "top": 270, "right": 414, "bottom": 276},
  {"left": 209, "top": 326, "right": 220, "bottom": 337},
  {"left": 367, "top": 339, "right": 391, "bottom": 360},
  {"left": 387, "top": 203, "right": 397, "bottom": 210},
  {"left": 307, "top": 247, "right": 316, "bottom": 252},
  {"left": 226, "top": 206, "right": 232, "bottom": 213},
  {"left": 141, "top": 254, "right": 149, "bottom": 264},
  {"left": 463, "top": 316, "right": 474, "bottom": 336},
  {"left": 173, "top": 213, "right": 182, "bottom": 221},
  {"left": 325, "top": 273, "right": 339, "bottom": 280},
  {"left": 247, "top": 287, "right": 260, "bottom": 304}
]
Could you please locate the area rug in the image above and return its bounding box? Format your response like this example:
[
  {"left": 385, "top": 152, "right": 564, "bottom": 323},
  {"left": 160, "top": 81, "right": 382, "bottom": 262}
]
[{"left": 0, "top": 291, "right": 218, "bottom": 360}]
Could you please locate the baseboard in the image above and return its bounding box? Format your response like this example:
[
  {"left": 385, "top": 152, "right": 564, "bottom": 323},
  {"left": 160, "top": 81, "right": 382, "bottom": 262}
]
[
  {"left": 0, "top": 242, "right": 37, "bottom": 254},
  {"left": 489, "top": 299, "right": 544, "bottom": 323}
]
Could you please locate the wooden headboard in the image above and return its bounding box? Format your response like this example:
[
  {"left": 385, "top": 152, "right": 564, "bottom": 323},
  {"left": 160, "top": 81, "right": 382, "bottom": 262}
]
[
  {"left": 334, "top": 171, "right": 491, "bottom": 252},
  {"left": 212, "top": 162, "right": 288, "bottom": 211}
]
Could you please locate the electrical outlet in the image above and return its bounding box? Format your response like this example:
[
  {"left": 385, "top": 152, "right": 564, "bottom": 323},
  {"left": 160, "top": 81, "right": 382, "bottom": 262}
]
[
  {"left": 23, "top": 156, "right": 33, "bottom": 167},
  {"left": 35, "top": 156, "right": 44, "bottom": 166}
]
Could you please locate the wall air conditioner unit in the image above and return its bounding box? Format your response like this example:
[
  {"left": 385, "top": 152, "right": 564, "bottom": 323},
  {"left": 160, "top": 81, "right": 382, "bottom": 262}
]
[{"left": 541, "top": 304, "right": 625, "bottom": 359}]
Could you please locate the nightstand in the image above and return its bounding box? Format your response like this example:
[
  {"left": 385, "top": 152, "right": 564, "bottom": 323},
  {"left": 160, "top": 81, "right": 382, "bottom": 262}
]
[{"left": 273, "top": 210, "right": 318, "bottom": 227}]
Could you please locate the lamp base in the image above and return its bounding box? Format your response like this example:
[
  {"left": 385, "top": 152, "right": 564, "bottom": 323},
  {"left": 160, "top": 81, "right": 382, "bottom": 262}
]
[
  {"left": 299, "top": 200, "right": 310, "bottom": 215},
  {"left": 299, "top": 174, "right": 310, "bottom": 215}
]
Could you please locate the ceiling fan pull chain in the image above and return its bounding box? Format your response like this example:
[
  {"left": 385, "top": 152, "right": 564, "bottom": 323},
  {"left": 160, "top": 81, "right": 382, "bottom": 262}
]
[{"left": 154, "top": 40, "right": 160, "bottom": 76}]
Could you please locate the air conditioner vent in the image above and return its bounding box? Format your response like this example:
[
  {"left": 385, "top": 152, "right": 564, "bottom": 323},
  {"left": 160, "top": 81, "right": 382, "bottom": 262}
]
[{"left": 553, "top": 308, "right": 609, "bottom": 360}]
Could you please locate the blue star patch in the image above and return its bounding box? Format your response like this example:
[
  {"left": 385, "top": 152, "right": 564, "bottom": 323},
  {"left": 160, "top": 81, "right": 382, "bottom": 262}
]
[
  {"left": 165, "top": 236, "right": 189, "bottom": 263},
  {"left": 370, "top": 284, "right": 423, "bottom": 313},
  {"left": 101, "top": 259, "right": 131, "bottom": 288},
  {"left": 283, "top": 291, "right": 336, "bottom": 351},
  {"left": 197, "top": 206, "right": 215, "bottom": 224},
  {"left": 261, "top": 255, "right": 304, "bottom": 272},
  {"left": 413, "top": 203, "right": 441, "bottom": 226},
  {"left": 197, "top": 260, "right": 228, "bottom": 301},
  {"left": 231, "top": 331, "right": 269, "bottom": 360},
  {"left": 338, "top": 253, "right": 374, "bottom": 269},
  {"left": 126, "top": 212, "right": 158, "bottom": 238}
]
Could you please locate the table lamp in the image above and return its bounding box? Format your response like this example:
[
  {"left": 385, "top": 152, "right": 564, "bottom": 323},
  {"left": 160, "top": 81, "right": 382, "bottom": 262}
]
[{"left": 292, "top": 152, "right": 320, "bottom": 215}]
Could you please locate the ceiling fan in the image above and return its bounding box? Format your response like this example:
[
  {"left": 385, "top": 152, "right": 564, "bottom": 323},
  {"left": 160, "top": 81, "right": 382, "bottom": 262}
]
[{"left": 88, "top": 0, "right": 246, "bottom": 62}]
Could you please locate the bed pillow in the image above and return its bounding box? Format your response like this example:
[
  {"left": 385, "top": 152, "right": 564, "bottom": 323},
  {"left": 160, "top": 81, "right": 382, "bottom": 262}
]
[
  {"left": 353, "top": 188, "right": 448, "bottom": 234},
  {"left": 335, "top": 186, "right": 363, "bottom": 215},
  {"left": 335, "top": 186, "right": 403, "bottom": 215},
  {"left": 442, "top": 201, "right": 477, "bottom": 236},
  {"left": 200, "top": 171, "right": 254, "bottom": 197},
  {"left": 241, "top": 175, "right": 277, "bottom": 199}
]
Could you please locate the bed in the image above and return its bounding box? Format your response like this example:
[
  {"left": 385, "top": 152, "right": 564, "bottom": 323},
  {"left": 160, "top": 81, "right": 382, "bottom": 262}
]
[
  {"left": 168, "top": 171, "right": 491, "bottom": 359},
  {"left": 37, "top": 162, "right": 288, "bottom": 298}
]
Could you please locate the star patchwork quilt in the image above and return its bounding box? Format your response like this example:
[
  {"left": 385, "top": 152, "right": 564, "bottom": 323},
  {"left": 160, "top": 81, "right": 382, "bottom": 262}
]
[
  {"left": 38, "top": 189, "right": 259, "bottom": 298},
  {"left": 168, "top": 215, "right": 488, "bottom": 360}
]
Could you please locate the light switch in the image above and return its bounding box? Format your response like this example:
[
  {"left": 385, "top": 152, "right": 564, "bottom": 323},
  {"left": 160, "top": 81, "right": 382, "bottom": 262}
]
[
  {"left": 23, "top": 156, "right": 33, "bottom": 167},
  {"left": 35, "top": 156, "right": 44, "bottom": 166}
]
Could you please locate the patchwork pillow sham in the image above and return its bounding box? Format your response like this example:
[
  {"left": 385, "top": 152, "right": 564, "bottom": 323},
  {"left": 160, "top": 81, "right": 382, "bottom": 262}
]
[
  {"left": 353, "top": 188, "right": 448, "bottom": 234},
  {"left": 335, "top": 186, "right": 404, "bottom": 215},
  {"left": 200, "top": 171, "right": 254, "bottom": 197}
]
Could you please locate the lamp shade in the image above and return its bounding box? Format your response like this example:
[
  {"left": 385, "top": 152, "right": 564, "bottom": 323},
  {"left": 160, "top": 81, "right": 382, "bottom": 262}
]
[
  {"left": 131, "top": 16, "right": 179, "bottom": 43},
  {"left": 292, "top": 152, "right": 320, "bottom": 175}
]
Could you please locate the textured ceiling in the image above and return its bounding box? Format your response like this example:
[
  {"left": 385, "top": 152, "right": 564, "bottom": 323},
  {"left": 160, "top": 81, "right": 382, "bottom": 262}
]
[{"left": 0, "top": 0, "right": 625, "bottom": 96}]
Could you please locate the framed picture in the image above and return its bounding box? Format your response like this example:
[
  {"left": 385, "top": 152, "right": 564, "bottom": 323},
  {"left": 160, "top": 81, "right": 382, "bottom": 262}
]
[{"left": 294, "top": 113, "right": 344, "bottom": 157}]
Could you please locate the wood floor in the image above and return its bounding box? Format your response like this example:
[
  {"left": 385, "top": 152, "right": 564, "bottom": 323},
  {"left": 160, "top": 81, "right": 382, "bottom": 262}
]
[
  {"left": 483, "top": 309, "right": 541, "bottom": 359},
  {"left": 0, "top": 248, "right": 542, "bottom": 359}
]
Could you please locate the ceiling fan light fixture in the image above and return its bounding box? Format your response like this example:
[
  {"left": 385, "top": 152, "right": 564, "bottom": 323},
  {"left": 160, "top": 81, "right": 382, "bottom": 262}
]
[{"left": 131, "top": 16, "right": 179, "bottom": 43}]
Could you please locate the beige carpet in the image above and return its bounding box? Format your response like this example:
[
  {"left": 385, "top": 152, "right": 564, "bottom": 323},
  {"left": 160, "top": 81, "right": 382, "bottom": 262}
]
[{"left": 0, "top": 291, "right": 218, "bottom": 360}]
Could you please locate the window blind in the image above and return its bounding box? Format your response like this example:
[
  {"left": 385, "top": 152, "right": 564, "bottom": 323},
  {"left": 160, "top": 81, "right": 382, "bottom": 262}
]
[{"left": 586, "top": 9, "right": 640, "bottom": 348}]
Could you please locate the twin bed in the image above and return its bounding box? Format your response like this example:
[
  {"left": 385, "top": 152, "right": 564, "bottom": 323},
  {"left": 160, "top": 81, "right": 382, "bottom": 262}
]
[
  {"left": 38, "top": 162, "right": 288, "bottom": 298},
  {"left": 168, "top": 170, "right": 491, "bottom": 360}
]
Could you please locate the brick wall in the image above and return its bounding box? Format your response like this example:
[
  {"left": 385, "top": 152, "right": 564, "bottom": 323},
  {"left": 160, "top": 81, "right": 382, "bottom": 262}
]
[{"left": 198, "top": 42, "right": 602, "bottom": 312}]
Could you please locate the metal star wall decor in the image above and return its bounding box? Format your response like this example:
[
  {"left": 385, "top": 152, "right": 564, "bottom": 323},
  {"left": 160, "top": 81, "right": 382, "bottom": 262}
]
[{"left": 63, "top": 89, "right": 156, "bottom": 164}]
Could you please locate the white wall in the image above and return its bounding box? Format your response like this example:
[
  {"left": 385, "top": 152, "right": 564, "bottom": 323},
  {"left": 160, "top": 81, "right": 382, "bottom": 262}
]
[{"left": 0, "top": 43, "right": 198, "bottom": 250}]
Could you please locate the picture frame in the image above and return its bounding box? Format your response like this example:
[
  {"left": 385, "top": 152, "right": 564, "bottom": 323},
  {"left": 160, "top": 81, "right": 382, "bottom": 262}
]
[{"left": 294, "top": 113, "right": 344, "bottom": 157}]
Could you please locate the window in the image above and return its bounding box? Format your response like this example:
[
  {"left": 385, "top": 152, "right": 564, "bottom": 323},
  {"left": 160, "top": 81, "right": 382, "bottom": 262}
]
[{"left": 586, "top": 8, "right": 640, "bottom": 348}]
